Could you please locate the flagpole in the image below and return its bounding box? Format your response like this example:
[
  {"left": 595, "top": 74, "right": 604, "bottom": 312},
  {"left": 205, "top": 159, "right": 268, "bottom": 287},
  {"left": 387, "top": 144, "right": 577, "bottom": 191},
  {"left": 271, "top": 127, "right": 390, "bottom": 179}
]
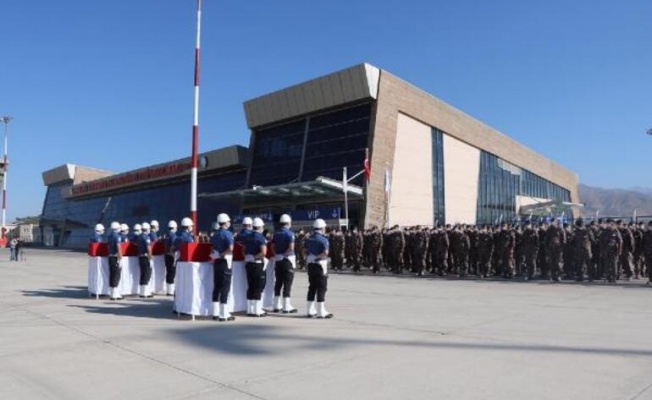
[
  {"left": 189, "top": 0, "right": 202, "bottom": 226},
  {"left": 343, "top": 167, "right": 349, "bottom": 229}
]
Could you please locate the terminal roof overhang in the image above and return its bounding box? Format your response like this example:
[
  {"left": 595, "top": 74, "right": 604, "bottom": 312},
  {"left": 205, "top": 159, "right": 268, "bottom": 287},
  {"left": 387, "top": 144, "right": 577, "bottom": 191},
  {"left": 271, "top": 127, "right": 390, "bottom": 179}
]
[
  {"left": 519, "top": 200, "right": 584, "bottom": 215},
  {"left": 199, "top": 176, "right": 363, "bottom": 207}
]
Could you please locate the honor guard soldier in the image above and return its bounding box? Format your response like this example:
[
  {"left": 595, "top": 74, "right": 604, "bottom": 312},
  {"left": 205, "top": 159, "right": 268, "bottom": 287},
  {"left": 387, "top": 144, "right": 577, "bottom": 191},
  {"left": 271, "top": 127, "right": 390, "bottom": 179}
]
[
  {"left": 243, "top": 217, "right": 268, "bottom": 317},
  {"left": 210, "top": 213, "right": 235, "bottom": 322},
  {"left": 272, "top": 214, "right": 298, "bottom": 313},
  {"left": 137, "top": 222, "right": 154, "bottom": 298},
  {"left": 90, "top": 224, "right": 105, "bottom": 243},
  {"left": 164, "top": 220, "right": 178, "bottom": 296},
  {"left": 120, "top": 224, "right": 130, "bottom": 243},
  {"left": 131, "top": 224, "right": 142, "bottom": 243},
  {"left": 174, "top": 218, "right": 195, "bottom": 250},
  {"left": 237, "top": 217, "right": 254, "bottom": 244},
  {"left": 149, "top": 220, "right": 160, "bottom": 241},
  {"left": 107, "top": 222, "right": 124, "bottom": 300},
  {"left": 304, "top": 219, "right": 333, "bottom": 319}
]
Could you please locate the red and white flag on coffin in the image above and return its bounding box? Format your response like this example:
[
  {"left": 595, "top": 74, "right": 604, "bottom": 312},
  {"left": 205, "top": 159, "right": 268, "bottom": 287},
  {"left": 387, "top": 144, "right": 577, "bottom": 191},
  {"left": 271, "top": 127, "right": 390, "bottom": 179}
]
[{"left": 364, "top": 148, "right": 370, "bottom": 182}]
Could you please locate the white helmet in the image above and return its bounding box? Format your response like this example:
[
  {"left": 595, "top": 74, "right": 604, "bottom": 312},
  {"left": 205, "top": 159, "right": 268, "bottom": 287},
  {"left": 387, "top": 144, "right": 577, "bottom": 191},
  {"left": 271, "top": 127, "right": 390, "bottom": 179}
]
[
  {"left": 217, "top": 213, "right": 230, "bottom": 224},
  {"left": 168, "top": 220, "right": 178, "bottom": 229},
  {"left": 279, "top": 214, "right": 291, "bottom": 225},
  {"left": 120, "top": 223, "right": 129, "bottom": 232},
  {"left": 95, "top": 223, "right": 105, "bottom": 233},
  {"left": 253, "top": 217, "right": 264, "bottom": 228},
  {"left": 141, "top": 222, "right": 151, "bottom": 232},
  {"left": 242, "top": 217, "right": 253, "bottom": 226},
  {"left": 181, "top": 217, "right": 193, "bottom": 227},
  {"left": 150, "top": 220, "right": 159, "bottom": 229},
  {"left": 313, "top": 219, "right": 326, "bottom": 230},
  {"left": 133, "top": 224, "right": 142, "bottom": 233},
  {"left": 110, "top": 222, "right": 120, "bottom": 231}
]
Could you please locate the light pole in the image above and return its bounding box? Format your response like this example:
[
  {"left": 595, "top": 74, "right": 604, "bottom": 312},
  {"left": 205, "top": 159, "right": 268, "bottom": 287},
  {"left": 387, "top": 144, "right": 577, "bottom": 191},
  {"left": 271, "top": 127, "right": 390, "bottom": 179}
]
[
  {"left": 0, "top": 116, "right": 12, "bottom": 245},
  {"left": 189, "top": 0, "right": 202, "bottom": 226}
]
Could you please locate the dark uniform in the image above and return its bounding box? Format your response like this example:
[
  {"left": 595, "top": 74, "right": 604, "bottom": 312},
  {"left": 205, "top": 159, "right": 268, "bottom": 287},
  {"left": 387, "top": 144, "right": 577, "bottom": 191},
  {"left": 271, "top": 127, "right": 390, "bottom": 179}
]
[
  {"left": 572, "top": 221, "right": 593, "bottom": 281},
  {"left": 433, "top": 227, "right": 450, "bottom": 276},
  {"left": 272, "top": 226, "right": 296, "bottom": 313},
  {"left": 107, "top": 229, "right": 123, "bottom": 299},
  {"left": 618, "top": 222, "right": 635, "bottom": 279},
  {"left": 642, "top": 223, "right": 652, "bottom": 284},
  {"left": 546, "top": 222, "right": 566, "bottom": 281},
  {"left": 522, "top": 224, "right": 539, "bottom": 280},
  {"left": 599, "top": 222, "right": 623, "bottom": 283},
  {"left": 305, "top": 228, "right": 333, "bottom": 318},
  {"left": 412, "top": 227, "right": 429, "bottom": 276},
  {"left": 211, "top": 226, "right": 235, "bottom": 321},
  {"left": 244, "top": 230, "right": 267, "bottom": 316},
  {"left": 295, "top": 230, "right": 306, "bottom": 270},
  {"left": 476, "top": 227, "right": 494, "bottom": 278},
  {"left": 329, "top": 229, "right": 345, "bottom": 271},
  {"left": 136, "top": 231, "right": 153, "bottom": 297}
]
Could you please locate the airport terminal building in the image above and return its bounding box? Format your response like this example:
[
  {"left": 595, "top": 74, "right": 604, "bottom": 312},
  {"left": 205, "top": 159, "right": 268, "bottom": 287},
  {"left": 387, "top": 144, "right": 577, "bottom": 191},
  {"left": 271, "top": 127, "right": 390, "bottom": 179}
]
[{"left": 40, "top": 63, "right": 579, "bottom": 248}]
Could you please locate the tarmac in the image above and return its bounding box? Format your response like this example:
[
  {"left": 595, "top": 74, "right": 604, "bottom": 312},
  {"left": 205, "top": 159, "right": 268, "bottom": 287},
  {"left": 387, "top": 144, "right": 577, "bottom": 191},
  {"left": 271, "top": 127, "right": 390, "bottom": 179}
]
[{"left": 1, "top": 248, "right": 652, "bottom": 400}]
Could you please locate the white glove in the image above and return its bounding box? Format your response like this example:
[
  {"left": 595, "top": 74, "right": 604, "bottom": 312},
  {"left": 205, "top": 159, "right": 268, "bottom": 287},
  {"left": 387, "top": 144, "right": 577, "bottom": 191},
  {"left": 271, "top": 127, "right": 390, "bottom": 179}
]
[{"left": 224, "top": 255, "right": 233, "bottom": 270}]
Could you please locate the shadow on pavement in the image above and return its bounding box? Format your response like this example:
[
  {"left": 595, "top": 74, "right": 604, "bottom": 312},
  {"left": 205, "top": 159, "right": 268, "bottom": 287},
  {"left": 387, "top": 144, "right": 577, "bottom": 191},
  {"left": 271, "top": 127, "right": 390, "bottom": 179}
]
[
  {"left": 166, "top": 323, "right": 652, "bottom": 359},
  {"left": 68, "top": 297, "right": 177, "bottom": 320},
  {"left": 21, "top": 286, "right": 90, "bottom": 299}
]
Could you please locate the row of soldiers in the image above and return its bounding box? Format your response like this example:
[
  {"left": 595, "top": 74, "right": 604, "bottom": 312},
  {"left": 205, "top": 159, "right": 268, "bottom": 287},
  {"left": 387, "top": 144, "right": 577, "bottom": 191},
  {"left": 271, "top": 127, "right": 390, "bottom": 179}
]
[{"left": 291, "top": 219, "right": 652, "bottom": 283}]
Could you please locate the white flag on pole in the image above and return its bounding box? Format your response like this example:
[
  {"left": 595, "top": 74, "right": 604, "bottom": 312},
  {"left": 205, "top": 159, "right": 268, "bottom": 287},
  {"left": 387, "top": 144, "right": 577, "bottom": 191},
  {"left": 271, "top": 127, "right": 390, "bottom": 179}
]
[{"left": 384, "top": 167, "right": 390, "bottom": 194}]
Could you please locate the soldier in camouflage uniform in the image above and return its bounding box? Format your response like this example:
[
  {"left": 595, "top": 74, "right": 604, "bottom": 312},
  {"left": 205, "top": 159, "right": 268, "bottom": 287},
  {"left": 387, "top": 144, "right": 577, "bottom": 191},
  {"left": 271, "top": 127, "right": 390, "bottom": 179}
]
[
  {"left": 387, "top": 225, "right": 405, "bottom": 274},
  {"left": 369, "top": 226, "right": 383, "bottom": 274},
  {"left": 546, "top": 219, "right": 566, "bottom": 282},
  {"left": 522, "top": 221, "right": 539, "bottom": 281},
  {"left": 563, "top": 223, "right": 575, "bottom": 279},
  {"left": 497, "top": 223, "right": 516, "bottom": 279},
  {"left": 633, "top": 222, "right": 645, "bottom": 279},
  {"left": 295, "top": 229, "right": 306, "bottom": 270},
  {"left": 452, "top": 225, "right": 471, "bottom": 278},
  {"left": 403, "top": 228, "right": 414, "bottom": 272},
  {"left": 350, "top": 226, "right": 364, "bottom": 272},
  {"left": 642, "top": 221, "right": 652, "bottom": 285},
  {"left": 468, "top": 226, "right": 478, "bottom": 276},
  {"left": 599, "top": 219, "right": 623, "bottom": 283},
  {"left": 538, "top": 222, "right": 549, "bottom": 279},
  {"left": 476, "top": 225, "right": 494, "bottom": 278},
  {"left": 617, "top": 220, "right": 635, "bottom": 280},
  {"left": 589, "top": 221, "right": 602, "bottom": 279},
  {"left": 329, "top": 228, "right": 345, "bottom": 271},
  {"left": 411, "top": 226, "right": 429, "bottom": 277},
  {"left": 432, "top": 225, "right": 449, "bottom": 276},
  {"left": 572, "top": 219, "right": 594, "bottom": 282}
]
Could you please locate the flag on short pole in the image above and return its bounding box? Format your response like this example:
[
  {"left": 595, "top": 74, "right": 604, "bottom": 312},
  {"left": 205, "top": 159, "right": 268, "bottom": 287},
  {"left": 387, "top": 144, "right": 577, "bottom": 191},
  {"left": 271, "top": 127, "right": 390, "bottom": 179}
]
[{"left": 363, "top": 148, "right": 370, "bottom": 182}]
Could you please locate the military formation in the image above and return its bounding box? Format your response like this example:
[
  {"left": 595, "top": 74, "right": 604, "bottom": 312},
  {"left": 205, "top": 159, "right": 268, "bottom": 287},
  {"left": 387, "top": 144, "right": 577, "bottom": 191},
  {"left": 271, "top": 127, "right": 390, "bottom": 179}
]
[{"left": 292, "top": 219, "right": 652, "bottom": 284}]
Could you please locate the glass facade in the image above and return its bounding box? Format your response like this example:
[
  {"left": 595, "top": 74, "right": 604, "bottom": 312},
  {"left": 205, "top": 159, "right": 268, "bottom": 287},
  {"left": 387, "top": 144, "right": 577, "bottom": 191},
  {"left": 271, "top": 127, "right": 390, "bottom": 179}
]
[
  {"left": 248, "top": 103, "right": 372, "bottom": 188},
  {"left": 475, "top": 151, "right": 571, "bottom": 225},
  {"left": 41, "top": 172, "right": 246, "bottom": 248},
  {"left": 431, "top": 128, "right": 446, "bottom": 225}
]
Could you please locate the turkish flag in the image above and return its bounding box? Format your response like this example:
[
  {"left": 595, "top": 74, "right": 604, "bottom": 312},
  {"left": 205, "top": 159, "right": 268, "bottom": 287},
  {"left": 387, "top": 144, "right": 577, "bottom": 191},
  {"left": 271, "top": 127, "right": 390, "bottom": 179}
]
[{"left": 364, "top": 148, "right": 370, "bottom": 182}]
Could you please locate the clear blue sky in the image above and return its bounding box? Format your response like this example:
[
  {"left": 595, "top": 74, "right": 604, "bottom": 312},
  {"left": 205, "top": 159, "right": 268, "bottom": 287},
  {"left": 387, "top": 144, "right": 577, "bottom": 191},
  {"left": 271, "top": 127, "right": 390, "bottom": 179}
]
[{"left": 1, "top": 0, "right": 650, "bottom": 221}]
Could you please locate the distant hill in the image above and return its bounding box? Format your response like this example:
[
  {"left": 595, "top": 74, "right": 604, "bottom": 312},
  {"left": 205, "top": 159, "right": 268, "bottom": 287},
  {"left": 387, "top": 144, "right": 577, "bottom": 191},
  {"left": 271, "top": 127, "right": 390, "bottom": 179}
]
[{"left": 579, "top": 184, "right": 652, "bottom": 218}]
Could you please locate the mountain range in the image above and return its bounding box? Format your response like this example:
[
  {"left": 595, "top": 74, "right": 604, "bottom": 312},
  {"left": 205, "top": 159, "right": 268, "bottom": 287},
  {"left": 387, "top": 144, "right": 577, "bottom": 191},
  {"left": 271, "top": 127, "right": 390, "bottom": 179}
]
[{"left": 578, "top": 185, "right": 652, "bottom": 218}]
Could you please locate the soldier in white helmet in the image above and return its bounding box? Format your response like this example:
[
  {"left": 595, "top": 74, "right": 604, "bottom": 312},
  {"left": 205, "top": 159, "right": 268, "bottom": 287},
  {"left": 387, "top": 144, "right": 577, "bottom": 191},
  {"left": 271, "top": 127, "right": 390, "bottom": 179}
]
[
  {"left": 272, "top": 214, "right": 297, "bottom": 313},
  {"left": 243, "top": 217, "right": 268, "bottom": 317},
  {"left": 137, "top": 222, "right": 154, "bottom": 298},
  {"left": 149, "top": 220, "right": 160, "bottom": 241},
  {"left": 303, "top": 219, "right": 333, "bottom": 318},
  {"left": 120, "top": 224, "right": 130, "bottom": 243},
  {"left": 90, "top": 224, "right": 105, "bottom": 243},
  {"left": 107, "top": 222, "right": 124, "bottom": 300},
  {"left": 163, "top": 220, "right": 179, "bottom": 296},
  {"left": 210, "top": 213, "right": 235, "bottom": 321},
  {"left": 130, "top": 224, "right": 142, "bottom": 243},
  {"left": 237, "top": 217, "right": 254, "bottom": 245}
]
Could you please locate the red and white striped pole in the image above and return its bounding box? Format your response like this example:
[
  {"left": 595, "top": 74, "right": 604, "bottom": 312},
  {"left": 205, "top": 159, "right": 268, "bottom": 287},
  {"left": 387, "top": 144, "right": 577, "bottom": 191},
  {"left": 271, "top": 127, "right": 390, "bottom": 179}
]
[
  {"left": 0, "top": 116, "right": 11, "bottom": 244},
  {"left": 190, "top": 0, "right": 202, "bottom": 226}
]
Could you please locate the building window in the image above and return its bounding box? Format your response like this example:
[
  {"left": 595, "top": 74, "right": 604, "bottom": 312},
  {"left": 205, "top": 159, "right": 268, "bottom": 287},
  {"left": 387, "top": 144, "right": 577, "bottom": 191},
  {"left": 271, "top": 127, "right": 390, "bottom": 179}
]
[{"left": 431, "top": 128, "right": 445, "bottom": 225}]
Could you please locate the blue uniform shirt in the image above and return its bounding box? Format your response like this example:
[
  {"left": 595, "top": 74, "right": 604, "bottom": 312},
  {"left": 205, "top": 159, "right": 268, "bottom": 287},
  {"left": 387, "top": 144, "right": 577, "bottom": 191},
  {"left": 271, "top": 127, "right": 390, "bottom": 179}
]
[
  {"left": 244, "top": 231, "right": 267, "bottom": 256},
  {"left": 107, "top": 231, "right": 122, "bottom": 255},
  {"left": 120, "top": 233, "right": 130, "bottom": 243},
  {"left": 273, "top": 227, "right": 295, "bottom": 256},
  {"left": 211, "top": 228, "right": 234, "bottom": 254},
  {"left": 174, "top": 229, "right": 194, "bottom": 249},
  {"left": 137, "top": 233, "right": 152, "bottom": 255},
  {"left": 236, "top": 229, "right": 252, "bottom": 244},
  {"left": 129, "top": 233, "right": 140, "bottom": 243},
  {"left": 149, "top": 231, "right": 159, "bottom": 241},
  {"left": 165, "top": 231, "right": 177, "bottom": 252},
  {"left": 305, "top": 232, "right": 329, "bottom": 256},
  {"left": 90, "top": 232, "right": 104, "bottom": 243}
]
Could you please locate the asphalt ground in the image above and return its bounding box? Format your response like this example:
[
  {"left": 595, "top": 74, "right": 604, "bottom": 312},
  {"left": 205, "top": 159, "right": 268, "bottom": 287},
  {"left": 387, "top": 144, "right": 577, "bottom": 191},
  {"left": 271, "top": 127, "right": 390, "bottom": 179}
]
[{"left": 1, "top": 248, "right": 652, "bottom": 400}]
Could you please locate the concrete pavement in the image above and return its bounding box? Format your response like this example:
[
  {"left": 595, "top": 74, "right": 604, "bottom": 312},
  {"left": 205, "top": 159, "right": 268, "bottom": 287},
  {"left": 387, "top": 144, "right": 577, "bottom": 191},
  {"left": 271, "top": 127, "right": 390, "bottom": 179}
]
[{"left": 1, "top": 248, "right": 652, "bottom": 400}]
